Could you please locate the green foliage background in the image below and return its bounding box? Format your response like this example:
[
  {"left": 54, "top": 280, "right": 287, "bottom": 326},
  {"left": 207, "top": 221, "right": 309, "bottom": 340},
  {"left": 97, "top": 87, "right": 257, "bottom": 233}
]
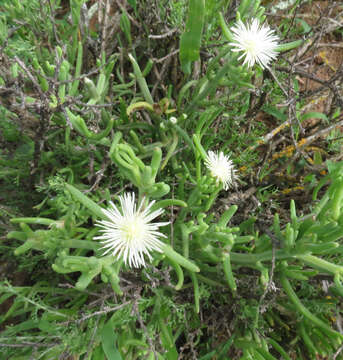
[{"left": 1, "top": 0, "right": 343, "bottom": 359}]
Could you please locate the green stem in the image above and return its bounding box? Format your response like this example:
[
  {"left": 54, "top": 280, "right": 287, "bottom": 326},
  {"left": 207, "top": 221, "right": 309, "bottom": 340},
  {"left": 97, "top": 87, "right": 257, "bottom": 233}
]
[
  {"left": 189, "top": 271, "right": 200, "bottom": 313},
  {"left": 298, "top": 321, "right": 318, "bottom": 356},
  {"left": 162, "top": 244, "right": 199, "bottom": 272},
  {"left": 280, "top": 273, "right": 343, "bottom": 339},
  {"left": 218, "top": 12, "right": 233, "bottom": 41},
  {"left": 65, "top": 184, "right": 105, "bottom": 220},
  {"left": 197, "top": 274, "right": 225, "bottom": 288},
  {"left": 223, "top": 254, "right": 237, "bottom": 293},
  {"left": 171, "top": 124, "right": 194, "bottom": 150},
  {"left": 150, "top": 199, "right": 187, "bottom": 212},
  {"left": 161, "top": 130, "right": 178, "bottom": 170},
  {"left": 204, "top": 187, "right": 221, "bottom": 211},
  {"left": 3, "top": 283, "right": 67, "bottom": 318},
  {"left": 126, "top": 101, "right": 154, "bottom": 116},
  {"left": 192, "top": 134, "right": 208, "bottom": 160},
  {"left": 166, "top": 258, "right": 184, "bottom": 290},
  {"left": 70, "top": 41, "right": 83, "bottom": 96},
  {"left": 267, "top": 338, "right": 292, "bottom": 360},
  {"left": 128, "top": 53, "right": 153, "bottom": 104},
  {"left": 297, "top": 254, "right": 343, "bottom": 276},
  {"left": 196, "top": 154, "right": 201, "bottom": 182},
  {"left": 180, "top": 224, "right": 189, "bottom": 259},
  {"left": 60, "top": 240, "right": 99, "bottom": 251},
  {"left": 186, "top": 60, "right": 233, "bottom": 111},
  {"left": 229, "top": 249, "right": 291, "bottom": 264},
  {"left": 218, "top": 205, "right": 238, "bottom": 227},
  {"left": 277, "top": 40, "right": 303, "bottom": 52},
  {"left": 256, "top": 347, "right": 278, "bottom": 360},
  {"left": 159, "top": 318, "right": 174, "bottom": 348},
  {"left": 14, "top": 240, "right": 36, "bottom": 255},
  {"left": 177, "top": 80, "right": 197, "bottom": 109},
  {"left": 88, "top": 118, "right": 114, "bottom": 141},
  {"left": 178, "top": 188, "right": 200, "bottom": 222},
  {"left": 10, "top": 217, "right": 56, "bottom": 225}
]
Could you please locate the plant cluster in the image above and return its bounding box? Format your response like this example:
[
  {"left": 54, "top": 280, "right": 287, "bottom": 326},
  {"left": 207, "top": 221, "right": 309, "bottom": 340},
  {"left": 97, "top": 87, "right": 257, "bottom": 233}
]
[{"left": 1, "top": 0, "right": 343, "bottom": 359}]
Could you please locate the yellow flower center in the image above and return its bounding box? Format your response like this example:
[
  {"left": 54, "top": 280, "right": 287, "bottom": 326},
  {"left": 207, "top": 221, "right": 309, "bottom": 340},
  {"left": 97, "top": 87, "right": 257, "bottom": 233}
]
[
  {"left": 244, "top": 39, "right": 257, "bottom": 55},
  {"left": 124, "top": 216, "right": 145, "bottom": 242}
]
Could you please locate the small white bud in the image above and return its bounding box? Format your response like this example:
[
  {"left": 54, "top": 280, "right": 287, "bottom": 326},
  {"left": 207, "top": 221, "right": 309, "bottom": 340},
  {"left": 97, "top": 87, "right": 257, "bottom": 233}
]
[{"left": 169, "top": 117, "right": 177, "bottom": 124}]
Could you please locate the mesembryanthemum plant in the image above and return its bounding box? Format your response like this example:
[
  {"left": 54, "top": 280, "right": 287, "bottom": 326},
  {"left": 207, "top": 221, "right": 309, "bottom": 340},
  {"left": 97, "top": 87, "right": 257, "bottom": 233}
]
[
  {"left": 229, "top": 18, "right": 279, "bottom": 69},
  {"left": 205, "top": 151, "right": 237, "bottom": 190},
  {"left": 95, "top": 192, "right": 169, "bottom": 268}
]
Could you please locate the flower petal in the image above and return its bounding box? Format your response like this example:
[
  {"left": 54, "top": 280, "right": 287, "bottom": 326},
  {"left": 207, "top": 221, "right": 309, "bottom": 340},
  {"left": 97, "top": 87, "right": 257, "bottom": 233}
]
[
  {"left": 229, "top": 19, "right": 279, "bottom": 69},
  {"left": 95, "top": 193, "right": 168, "bottom": 268}
]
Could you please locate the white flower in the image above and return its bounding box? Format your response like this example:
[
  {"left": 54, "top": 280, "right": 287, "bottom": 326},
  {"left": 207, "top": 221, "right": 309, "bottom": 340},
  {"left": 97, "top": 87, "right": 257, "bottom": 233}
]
[
  {"left": 95, "top": 193, "right": 169, "bottom": 268},
  {"left": 205, "top": 151, "right": 237, "bottom": 190},
  {"left": 229, "top": 19, "right": 279, "bottom": 69}
]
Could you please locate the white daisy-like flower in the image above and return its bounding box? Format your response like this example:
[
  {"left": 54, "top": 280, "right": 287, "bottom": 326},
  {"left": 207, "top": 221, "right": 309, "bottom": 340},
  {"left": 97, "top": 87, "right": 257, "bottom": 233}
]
[
  {"left": 94, "top": 193, "right": 169, "bottom": 268},
  {"left": 205, "top": 151, "right": 237, "bottom": 190},
  {"left": 229, "top": 19, "right": 279, "bottom": 69}
]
